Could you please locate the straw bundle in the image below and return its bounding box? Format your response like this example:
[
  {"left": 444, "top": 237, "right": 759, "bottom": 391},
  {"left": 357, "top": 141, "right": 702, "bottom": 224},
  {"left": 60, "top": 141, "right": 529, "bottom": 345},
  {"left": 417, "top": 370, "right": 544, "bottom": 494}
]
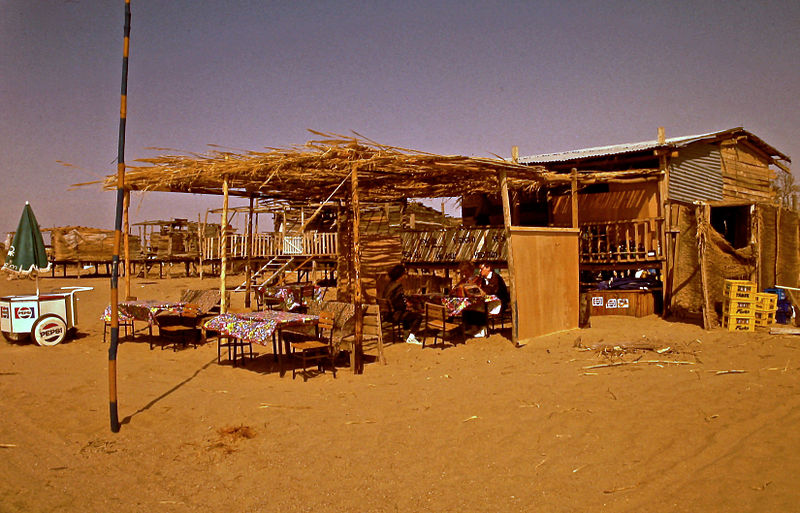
[{"left": 49, "top": 226, "right": 141, "bottom": 261}]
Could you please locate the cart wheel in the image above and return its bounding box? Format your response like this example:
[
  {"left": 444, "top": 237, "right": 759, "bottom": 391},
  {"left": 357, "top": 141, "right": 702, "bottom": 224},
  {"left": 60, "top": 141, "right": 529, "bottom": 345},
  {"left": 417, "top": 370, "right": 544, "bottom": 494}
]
[
  {"left": 2, "top": 331, "right": 28, "bottom": 343},
  {"left": 31, "top": 315, "right": 67, "bottom": 346}
]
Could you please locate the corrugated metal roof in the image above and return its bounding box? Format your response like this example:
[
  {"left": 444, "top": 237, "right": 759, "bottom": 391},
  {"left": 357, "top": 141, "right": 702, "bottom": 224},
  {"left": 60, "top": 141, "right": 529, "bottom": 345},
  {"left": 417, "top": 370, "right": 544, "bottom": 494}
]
[
  {"left": 518, "top": 127, "right": 791, "bottom": 165},
  {"left": 668, "top": 143, "right": 723, "bottom": 203}
]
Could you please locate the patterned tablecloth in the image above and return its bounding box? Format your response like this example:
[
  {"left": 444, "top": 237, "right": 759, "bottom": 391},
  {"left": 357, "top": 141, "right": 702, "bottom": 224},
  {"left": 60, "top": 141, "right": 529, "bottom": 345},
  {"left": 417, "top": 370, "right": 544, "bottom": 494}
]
[
  {"left": 407, "top": 293, "right": 501, "bottom": 317},
  {"left": 257, "top": 285, "right": 326, "bottom": 311},
  {"left": 203, "top": 310, "right": 318, "bottom": 345},
  {"left": 101, "top": 300, "right": 186, "bottom": 324}
]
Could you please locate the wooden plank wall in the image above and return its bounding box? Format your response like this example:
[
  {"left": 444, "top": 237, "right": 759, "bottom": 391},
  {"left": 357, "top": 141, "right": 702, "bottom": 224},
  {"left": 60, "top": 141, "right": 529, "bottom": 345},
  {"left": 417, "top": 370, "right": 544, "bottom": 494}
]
[
  {"left": 509, "top": 227, "right": 579, "bottom": 342},
  {"left": 759, "top": 205, "right": 800, "bottom": 289},
  {"left": 719, "top": 140, "right": 774, "bottom": 202},
  {"left": 550, "top": 181, "right": 659, "bottom": 226}
]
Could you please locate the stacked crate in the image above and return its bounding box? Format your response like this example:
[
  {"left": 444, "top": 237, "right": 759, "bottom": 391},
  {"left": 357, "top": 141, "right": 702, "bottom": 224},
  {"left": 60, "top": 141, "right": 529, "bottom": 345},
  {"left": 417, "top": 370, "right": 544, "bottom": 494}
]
[
  {"left": 722, "top": 280, "right": 756, "bottom": 332},
  {"left": 753, "top": 292, "right": 778, "bottom": 328}
]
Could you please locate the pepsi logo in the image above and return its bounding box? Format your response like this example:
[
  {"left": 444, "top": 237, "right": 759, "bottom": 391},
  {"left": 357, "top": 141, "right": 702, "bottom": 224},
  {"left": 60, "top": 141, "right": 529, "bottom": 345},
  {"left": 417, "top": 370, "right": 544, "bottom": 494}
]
[{"left": 15, "top": 307, "right": 34, "bottom": 319}]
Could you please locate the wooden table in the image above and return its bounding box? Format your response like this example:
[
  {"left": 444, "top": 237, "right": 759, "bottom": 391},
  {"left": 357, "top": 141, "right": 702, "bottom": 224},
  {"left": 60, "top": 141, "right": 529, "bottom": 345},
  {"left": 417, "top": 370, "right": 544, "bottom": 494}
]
[
  {"left": 204, "top": 310, "right": 318, "bottom": 374},
  {"left": 102, "top": 300, "right": 187, "bottom": 341}
]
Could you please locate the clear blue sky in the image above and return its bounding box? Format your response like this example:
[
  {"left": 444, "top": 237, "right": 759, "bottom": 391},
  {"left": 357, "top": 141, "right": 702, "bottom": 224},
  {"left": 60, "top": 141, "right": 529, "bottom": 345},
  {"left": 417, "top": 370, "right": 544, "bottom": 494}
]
[{"left": 2, "top": 0, "right": 798, "bottom": 235}]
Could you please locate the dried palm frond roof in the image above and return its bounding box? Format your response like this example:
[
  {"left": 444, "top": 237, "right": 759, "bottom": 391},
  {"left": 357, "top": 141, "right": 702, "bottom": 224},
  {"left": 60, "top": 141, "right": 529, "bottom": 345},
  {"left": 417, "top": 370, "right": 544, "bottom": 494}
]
[{"left": 83, "top": 131, "right": 549, "bottom": 203}]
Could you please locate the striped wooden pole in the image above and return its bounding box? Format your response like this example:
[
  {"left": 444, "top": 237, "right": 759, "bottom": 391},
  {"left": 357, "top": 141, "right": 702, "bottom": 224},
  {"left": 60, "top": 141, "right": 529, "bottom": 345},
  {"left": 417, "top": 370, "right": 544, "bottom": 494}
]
[{"left": 109, "top": 0, "right": 131, "bottom": 433}]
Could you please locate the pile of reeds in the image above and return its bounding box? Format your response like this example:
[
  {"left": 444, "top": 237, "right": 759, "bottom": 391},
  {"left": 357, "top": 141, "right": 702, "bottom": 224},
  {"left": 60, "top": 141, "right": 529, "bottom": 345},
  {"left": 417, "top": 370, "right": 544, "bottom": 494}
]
[{"left": 49, "top": 226, "right": 141, "bottom": 262}]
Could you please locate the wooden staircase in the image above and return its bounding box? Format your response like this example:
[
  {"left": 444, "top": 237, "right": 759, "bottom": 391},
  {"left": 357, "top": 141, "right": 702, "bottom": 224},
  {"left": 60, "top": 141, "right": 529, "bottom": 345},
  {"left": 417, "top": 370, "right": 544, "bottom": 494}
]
[{"left": 234, "top": 254, "right": 318, "bottom": 291}]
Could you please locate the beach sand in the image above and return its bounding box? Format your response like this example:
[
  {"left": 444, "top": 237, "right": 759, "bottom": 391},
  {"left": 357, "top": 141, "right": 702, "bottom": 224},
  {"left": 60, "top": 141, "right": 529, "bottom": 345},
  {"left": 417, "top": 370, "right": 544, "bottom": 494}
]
[{"left": 1, "top": 274, "right": 799, "bottom": 512}]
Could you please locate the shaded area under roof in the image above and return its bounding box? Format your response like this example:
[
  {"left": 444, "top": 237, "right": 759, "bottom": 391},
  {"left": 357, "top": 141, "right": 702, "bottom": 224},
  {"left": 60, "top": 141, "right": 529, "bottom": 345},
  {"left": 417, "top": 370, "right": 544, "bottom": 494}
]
[{"left": 81, "top": 131, "right": 548, "bottom": 203}]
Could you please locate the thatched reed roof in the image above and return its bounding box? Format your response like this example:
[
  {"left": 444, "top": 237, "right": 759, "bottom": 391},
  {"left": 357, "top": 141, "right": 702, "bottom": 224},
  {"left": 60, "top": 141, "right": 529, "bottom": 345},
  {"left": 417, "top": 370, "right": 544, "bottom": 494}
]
[{"left": 83, "top": 131, "right": 549, "bottom": 203}]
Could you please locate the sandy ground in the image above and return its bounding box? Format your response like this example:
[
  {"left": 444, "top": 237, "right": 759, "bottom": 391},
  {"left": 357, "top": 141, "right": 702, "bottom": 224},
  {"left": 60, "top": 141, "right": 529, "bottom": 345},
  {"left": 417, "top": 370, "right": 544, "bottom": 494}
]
[{"left": 1, "top": 274, "right": 800, "bottom": 513}]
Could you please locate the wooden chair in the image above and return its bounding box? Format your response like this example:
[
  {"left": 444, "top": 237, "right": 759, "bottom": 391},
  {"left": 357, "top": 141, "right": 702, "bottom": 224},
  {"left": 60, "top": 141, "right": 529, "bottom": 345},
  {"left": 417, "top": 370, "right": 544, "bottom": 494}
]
[
  {"left": 376, "top": 297, "right": 402, "bottom": 344},
  {"left": 422, "top": 302, "right": 462, "bottom": 348},
  {"left": 154, "top": 303, "right": 202, "bottom": 351},
  {"left": 255, "top": 287, "right": 284, "bottom": 311},
  {"left": 289, "top": 310, "right": 336, "bottom": 381},
  {"left": 103, "top": 310, "right": 135, "bottom": 343},
  {"left": 341, "top": 304, "right": 386, "bottom": 366},
  {"left": 483, "top": 301, "right": 512, "bottom": 334},
  {"left": 217, "top": 335, "right": 253, "bottom": 366}
]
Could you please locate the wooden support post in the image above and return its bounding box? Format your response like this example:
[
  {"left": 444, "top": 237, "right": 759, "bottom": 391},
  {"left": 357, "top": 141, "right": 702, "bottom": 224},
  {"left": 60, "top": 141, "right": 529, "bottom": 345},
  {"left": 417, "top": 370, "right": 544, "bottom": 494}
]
[
  {"left": 504, "top": 147, "right": 520, "bottom": 346},
  {"left": 753, "top": 206, "right": 761, "bottom": 287},
  {"left": 123, "top": 189, "right": 131, "bottom": 297},
  {"left": 570, "top": 168, "right": 578, "bottom": 229},
  {"left": 775, "top": 207, "right": 781, "bottom": 287},
  {"left": 197, "top": 213, "right": 203, "bottom": 280},
  {"left": 696, "top": 205, "right": 712, "bottom": 329},
  {"left": 350, "top": 163, "right": 364, "bottom": 373},
  {"left": 657, "top": 126, "right": 670, "bottom": 313},
  {"left": 220, "top": 178, "right": 229, "bottom": 314},
  {"left": 245, "top": 196, "right": 254, "bottom": 310}
]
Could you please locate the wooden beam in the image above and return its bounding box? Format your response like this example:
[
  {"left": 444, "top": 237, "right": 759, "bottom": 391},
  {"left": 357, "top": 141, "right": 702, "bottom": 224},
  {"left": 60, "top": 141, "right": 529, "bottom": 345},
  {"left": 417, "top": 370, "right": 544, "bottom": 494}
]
[
  {"left": 245, "top": 196, "right": 254, "bottom": 310},
  {"left": 657, "top": 127, "right": 670, "bottom": 313},
  {"left": 570, "top": 168, "right": 578, "bottom": 229},
  {"left": 696, "top": 205, "right": 712, "bottom": 329},
  {"left": 123, "top": 189, "right": 131, "bottom": 298},
  {"left": 351, "top": 162, "right": 364, "bottom": 373},
  {"left": 503, "top": 146, "right": 519, "bottom": 346},
  {"left": 220, "top": 177, "right": 229, "bottom": 314}
]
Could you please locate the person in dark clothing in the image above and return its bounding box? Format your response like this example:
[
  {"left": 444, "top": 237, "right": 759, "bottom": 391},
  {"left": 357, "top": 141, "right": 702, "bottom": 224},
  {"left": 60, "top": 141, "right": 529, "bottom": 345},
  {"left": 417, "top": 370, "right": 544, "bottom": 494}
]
[
  {"left": 452, "top": 261, "right": 480, "bottom": 297},
  {"left": 382, "top": 264, "right": 422, "bottom": 344},
  {"left": 478, "top": 262, "right": 510, "bottom": 311}
]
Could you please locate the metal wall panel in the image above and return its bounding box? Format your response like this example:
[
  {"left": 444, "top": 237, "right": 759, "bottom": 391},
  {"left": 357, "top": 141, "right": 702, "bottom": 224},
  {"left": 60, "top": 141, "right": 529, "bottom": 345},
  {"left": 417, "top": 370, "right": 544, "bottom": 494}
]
[{"left": 668, "top": 143, "right": 723, "bottom": 203}]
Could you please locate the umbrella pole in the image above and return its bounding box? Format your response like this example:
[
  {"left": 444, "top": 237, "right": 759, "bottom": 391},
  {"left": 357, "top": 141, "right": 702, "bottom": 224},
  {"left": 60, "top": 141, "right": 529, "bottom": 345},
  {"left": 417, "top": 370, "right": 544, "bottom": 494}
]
[{"left": 109, "top": 0, "right": 131, "bottom": 433}]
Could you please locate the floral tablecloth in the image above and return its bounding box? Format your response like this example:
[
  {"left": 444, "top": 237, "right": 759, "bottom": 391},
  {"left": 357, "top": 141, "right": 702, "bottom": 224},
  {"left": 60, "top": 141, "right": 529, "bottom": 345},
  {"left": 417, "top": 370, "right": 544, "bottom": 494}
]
[
  {"left": 407, "top": 293, "right": 501, "bottom": 317},
  {"left": 257, "top": 285, "right": 326, "bottom": 311},
  {"left": 203, "top": 310, "right": 318, "bottom": 345},
  {"left": 101, "top": 300, "right": 186, "bottom": 324}
]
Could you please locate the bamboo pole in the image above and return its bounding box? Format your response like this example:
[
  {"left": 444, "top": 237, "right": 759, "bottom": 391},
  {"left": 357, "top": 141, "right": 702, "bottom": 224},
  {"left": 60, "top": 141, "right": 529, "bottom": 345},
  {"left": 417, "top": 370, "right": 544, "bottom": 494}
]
[
  {"left": 657, "top": 127, "right": 670, "bottom": 313},
  {"left": 351, "top": 162, "right": 364, "bottom": 373},
  {"left": 220, "top": 178, "right": 229, "bottom": 313},
  {"left": 108, "top": 0, "right": 131, "bottom": 434},
  {"left": 245, "top": 196, "right": 254, "bottom": 310},
  {"left": 123, "top": 189, "right": 130, "bottom": 298},
  {"left": 775, "top": 207, "right": 781, "bottom": 287},
  {"left": 696, "top": 205, "right": 712, "bottom": 329},
  {"left": 570, "top": 167, "right": 578, "bottom": 229},
  {"left": 197, "top": 213, "right": 203, "bottom": 280},
  {"left": 503, "top": 146, "right": 520, "bottom": 346}
]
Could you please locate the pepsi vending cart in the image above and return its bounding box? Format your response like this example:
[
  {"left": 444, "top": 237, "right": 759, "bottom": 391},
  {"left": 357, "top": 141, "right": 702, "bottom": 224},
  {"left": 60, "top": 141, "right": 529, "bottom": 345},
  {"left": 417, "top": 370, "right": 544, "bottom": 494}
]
[{"left": 0, "top": 287, "right": 93, "bottom": 346}]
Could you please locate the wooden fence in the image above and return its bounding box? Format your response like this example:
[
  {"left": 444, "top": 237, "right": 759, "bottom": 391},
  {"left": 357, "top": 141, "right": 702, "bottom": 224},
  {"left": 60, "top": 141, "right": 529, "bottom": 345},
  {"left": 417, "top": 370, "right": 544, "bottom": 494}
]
[
  {"left": 402, "top": 220, "right": 664, "bottom": 265},
  {"left": 580, "top": 217, "right": 664, "bottom": 262},
  {"left": 203, "top": 232, "right": 338, "bottom": 259}
]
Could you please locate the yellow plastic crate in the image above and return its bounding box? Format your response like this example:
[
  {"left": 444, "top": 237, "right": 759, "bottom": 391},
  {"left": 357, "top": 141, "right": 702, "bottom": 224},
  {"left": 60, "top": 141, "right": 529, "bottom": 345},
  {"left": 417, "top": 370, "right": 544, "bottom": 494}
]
[
  {"left": 754, "top": 310, "right": 775, "bottom": 327},
  {"left": 724, "top": 280, "right": 756, "bottom": 300},
  {"left": 722, "top": 314, "right": 755, "bottom": 332},
  {"left": 722, "top": 299, "right": 756, "bottom": 317},
  {"left": 754, "top": 292, "right": 778, "bottom": 312}
]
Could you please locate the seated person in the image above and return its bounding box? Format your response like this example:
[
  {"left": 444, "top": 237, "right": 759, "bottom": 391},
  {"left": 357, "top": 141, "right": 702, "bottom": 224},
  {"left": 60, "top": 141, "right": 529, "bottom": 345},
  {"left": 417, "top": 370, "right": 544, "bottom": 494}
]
[
  {"left": 463, "top": 263, "right": 511, "bottom": 338},
  {"left": 451, "top": 261, "right": 481, "bottom": 297},
  {"left": 381, "top": 264, "right": 422, "bottom": 345},
  {"left": 478, "top": 262, "right": 511, "bottom": 311}
]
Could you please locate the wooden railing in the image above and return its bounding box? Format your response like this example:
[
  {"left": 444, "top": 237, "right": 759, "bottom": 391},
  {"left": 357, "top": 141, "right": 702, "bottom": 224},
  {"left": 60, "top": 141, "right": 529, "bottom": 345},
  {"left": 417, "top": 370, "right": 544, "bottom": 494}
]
[
  {"left": 401, "top": 220, "right": 664, "bottom": 265},
  {"left": 401, "top": 227, "right": 507, "bottom": 263},
  {"left": 580, "top": 217, "right": 663, "bottom": 262},
  {"left": 202, "top": 232, "right": 337, "bottom": 259}
]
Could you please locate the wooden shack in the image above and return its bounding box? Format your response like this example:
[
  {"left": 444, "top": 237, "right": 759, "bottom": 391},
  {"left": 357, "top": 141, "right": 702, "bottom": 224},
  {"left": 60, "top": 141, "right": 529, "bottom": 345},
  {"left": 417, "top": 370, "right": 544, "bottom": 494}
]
[
  {"left": 48, "top": 226, "right": 142, "bottom": 263},
  {"left": 510, "top": 127, "right": 797, "bottom": 326}
]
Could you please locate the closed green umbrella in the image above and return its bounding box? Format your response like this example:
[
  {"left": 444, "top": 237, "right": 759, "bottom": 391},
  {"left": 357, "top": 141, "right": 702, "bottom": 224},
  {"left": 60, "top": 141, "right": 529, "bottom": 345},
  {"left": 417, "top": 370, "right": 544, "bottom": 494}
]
[{"left": 2, "top": 202, "right": 51, "bottom": 294}]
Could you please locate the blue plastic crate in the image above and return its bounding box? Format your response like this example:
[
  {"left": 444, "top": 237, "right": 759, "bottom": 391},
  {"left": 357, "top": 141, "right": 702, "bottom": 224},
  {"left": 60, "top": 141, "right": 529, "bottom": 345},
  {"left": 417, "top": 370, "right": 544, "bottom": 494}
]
[{"left": 765, "top": 288, "right": 788, "bottom": 301}]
